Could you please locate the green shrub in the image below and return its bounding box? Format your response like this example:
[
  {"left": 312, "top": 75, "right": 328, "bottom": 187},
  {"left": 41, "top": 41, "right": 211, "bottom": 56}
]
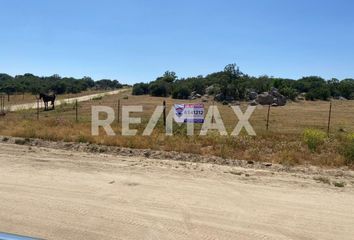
[
  {"left": 333, "top": 181, "right": 345, "bottom": 188},
  {"left": 303, "top": 129, "right": 327, "bottom": 152}
]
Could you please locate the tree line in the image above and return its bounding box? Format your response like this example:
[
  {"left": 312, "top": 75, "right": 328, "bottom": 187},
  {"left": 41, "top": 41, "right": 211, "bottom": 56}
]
[
  {"left": 132, "top": 64, "right": 354, "bottom": 101},
  {"left": 0, "top": 73, "right": 124, "bottom": 98}
]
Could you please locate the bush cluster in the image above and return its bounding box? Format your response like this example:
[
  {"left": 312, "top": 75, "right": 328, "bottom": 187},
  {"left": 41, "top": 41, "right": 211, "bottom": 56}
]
[
  {"left": 0, "top": 73, "right": 124, "bottom": 96},
  {"left": 133, "top": 64, "right": 354, "bottom": 101}
]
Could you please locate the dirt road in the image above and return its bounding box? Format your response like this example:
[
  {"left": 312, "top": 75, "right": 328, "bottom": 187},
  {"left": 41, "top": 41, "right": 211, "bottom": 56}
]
[
  {"left": 7, "top": 88, "right": 129, "bottom": 112},
  {"left": 0, "top": 142, "right": 353, "bottom": 240}
]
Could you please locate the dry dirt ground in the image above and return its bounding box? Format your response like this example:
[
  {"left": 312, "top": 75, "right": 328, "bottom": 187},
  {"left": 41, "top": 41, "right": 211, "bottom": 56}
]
[{"left": 0, "top": 142, "right": 354, "bottom": 240}]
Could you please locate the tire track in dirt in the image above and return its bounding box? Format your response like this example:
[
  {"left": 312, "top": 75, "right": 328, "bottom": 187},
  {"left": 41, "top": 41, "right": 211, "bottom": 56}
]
[{"left": 0, "top": 142, "right": 354, "bottom": 240}]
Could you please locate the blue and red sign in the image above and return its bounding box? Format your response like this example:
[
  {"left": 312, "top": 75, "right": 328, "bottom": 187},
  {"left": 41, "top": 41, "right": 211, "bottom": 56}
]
[{"left": 174, "top": 103, "right": 204, "bottom": 123}]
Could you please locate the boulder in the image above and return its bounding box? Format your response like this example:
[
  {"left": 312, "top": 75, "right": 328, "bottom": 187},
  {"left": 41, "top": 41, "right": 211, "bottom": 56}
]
[
  {"left": 256, "top": 88, "right": 287, "bottom": 106},
  {"left": 274, "top": 95, "right": 287, "bottom": 106},
  {"left": 248, "top": 91, "right": 258, "bottom": 100},
  {"left": 256, "top": 93, "right": 274, "bottom": 105},
  {"left": 339, "top": 96, "right": 347, "bottom": 101},
  {"left": 205, "top": 85, "right": 214, "bottom": 95},
  {"left": 214, "top": 93, "right": 224, "bottom": 101}
]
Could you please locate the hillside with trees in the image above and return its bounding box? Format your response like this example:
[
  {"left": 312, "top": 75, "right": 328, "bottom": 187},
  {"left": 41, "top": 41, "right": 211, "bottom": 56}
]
[
  {"left": 133, "top": 64, "right": 354, "bottom": 101},
  {"left": 0, "top": 73, "right": 124, "bottom": 98}
]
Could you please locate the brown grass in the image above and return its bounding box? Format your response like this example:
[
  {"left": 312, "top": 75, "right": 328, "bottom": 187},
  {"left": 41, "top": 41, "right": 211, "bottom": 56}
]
[{"left": 1, "top": 91, "right": 353, "bottom": 168}]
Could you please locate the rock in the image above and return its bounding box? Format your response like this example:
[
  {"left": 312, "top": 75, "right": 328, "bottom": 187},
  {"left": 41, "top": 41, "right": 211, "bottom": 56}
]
[
  {"left": 339, "top": 128, "right": 347, "bottom": 132},
  {"left": 256, "top": 93, "right": 274, "bottom": 105},
  {"left": 338, "top": 96, "right": 347, "bottom": 101},
  {"left": 214, "top": 93, "right": 223, "bottom": 101},
  {"left": 248, "top": 91, "right": 258, "bottom": 100},
  {"left": 273, "top": 94, "right": 287, "bottom": 106},
  {"left": 143, "top": 150, "right": 151, "bottom": 158},
  {"left": 249, "top": 100, "right": 258, "bottom": 106},
  {"left": 247, "top": 160, "right": 255, "bottom": 164},
  {"left": 256, "top": 88, "right": 287, "bottom": 106},
  {"left": 202, "top": 98, "right": 208, "bottom": 103},
  {"left": 205, "top": 85, "right": 214, "bottom": 95},
  {"left": 195, "top": 94, "right": 202, "bottom": 98},
  {"left": 263, "top": 162, "right": 272, "bottom": 167}
]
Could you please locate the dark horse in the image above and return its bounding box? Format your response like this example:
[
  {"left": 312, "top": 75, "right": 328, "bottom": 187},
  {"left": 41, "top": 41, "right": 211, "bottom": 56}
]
[{"left": 39, "top": 93, "right": 56, "bottom": 111}]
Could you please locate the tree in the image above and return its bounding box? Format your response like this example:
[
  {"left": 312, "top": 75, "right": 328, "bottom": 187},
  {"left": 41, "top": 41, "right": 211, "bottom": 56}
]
[
  {"left": 279, "top": 87, "right": 298, "bottom": 101},
  {"left": 132, "top": 83, "right": 149, "bottom": 95},
  {"left": 2, "top": 84, "right": 16, "bottom": 101},
  {"left": 149, "top": 81, "right": 171, "bottom": 97},
  {"left": 172, "top": 85, "right": 191, "bottom": 99},
  {"left": 338, "top": 79, "right": 354, "bottom": 99}
]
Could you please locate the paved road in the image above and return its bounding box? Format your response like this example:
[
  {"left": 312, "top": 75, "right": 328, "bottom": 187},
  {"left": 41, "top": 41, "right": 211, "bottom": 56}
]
[
  {"left": 7, "top": 89, "right": 129, "bottom": 112},
  {"left": 0, "top": 142, "right": 353, "bottom": 240}
]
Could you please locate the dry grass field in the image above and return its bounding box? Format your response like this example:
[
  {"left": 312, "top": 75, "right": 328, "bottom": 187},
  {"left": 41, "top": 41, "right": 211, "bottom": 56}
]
[{"left": 1, "top": 91, "right": 354, "bottom": 168}]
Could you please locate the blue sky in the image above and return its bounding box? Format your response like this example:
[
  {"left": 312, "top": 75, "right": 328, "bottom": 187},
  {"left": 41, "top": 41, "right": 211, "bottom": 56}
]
[{"left": 1, "top": 0, "right": 354, "bottom": 83}]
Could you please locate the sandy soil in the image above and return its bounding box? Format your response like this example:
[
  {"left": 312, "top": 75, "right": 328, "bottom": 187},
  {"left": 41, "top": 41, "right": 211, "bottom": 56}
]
[{"left": 0, "top": 142, "right": 354, "bottom": 240}]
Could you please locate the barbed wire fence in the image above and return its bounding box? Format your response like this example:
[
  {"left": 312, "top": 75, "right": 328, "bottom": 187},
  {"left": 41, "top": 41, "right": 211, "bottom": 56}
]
[{"left": 0, "top": 94, "right": 353, "bottom": 136}]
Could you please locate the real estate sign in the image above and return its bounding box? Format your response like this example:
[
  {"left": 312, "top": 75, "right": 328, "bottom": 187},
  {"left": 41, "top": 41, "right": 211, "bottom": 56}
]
[{"left": 174, "top": 103, "right": 204, "bottom": 123}]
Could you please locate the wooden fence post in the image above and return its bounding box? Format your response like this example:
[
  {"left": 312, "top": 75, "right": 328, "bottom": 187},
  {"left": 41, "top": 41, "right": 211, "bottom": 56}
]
[
  {"left": 75, "top": 100, "right": 78, "bottom": 122},
  {"left": 163, "top": 100, "right": 166, "bottom": 127},
  {"left": 117, "top": 99, "right": 120, "bottom": 126},
  {"left": 0, "top": 95, "right": 3, "bottom": 115},
  {"left": 36, "top": 98, "right": 39, "bottom": 120},
  {"left": 327, "top": 101, "right": 332, "bottom": 136},
  {"left": 266, "top": 104, "right": 271, "bottom": 131},
  {"left": 212, "top": 98, "right": 215, "bottom": 123}
]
